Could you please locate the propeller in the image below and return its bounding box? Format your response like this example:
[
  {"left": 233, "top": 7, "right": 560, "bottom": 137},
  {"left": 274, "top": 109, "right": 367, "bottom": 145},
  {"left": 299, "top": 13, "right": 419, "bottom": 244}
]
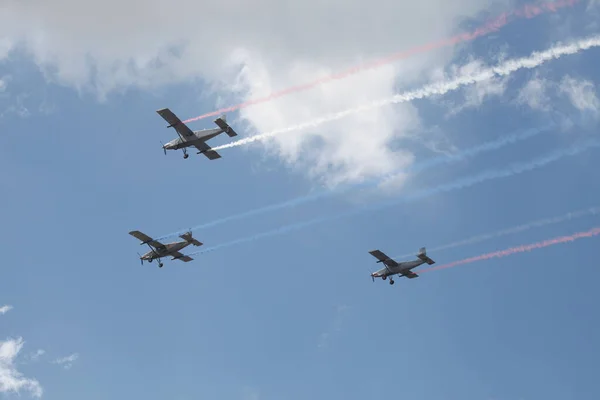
[
  {"left": 137, "top": 252, "right": 144, "bottom": 265},
  {"left": 160, "top": 141, "right": 166, "bottom": 155}
]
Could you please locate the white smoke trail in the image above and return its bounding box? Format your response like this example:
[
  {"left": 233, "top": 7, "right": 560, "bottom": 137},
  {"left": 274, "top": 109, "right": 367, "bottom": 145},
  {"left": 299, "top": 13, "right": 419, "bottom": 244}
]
[
  {"left": 392, "top": 205, "right": 600, "bottom": 259},
  {"left": 212, "top": 35, "right": 600, "bottom": 151}
]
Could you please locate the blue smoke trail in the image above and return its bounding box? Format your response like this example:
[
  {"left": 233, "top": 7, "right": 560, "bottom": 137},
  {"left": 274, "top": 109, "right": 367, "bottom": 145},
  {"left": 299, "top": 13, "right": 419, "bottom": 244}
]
[
  {"left": 157, "top": 123, "right": 555, "bottom": 240},
  {"left": 406, "top": 123, "right": 554, "bottom": 173},
  {"left": 188, "top": 138, "right": 600, "bottom": 256}
]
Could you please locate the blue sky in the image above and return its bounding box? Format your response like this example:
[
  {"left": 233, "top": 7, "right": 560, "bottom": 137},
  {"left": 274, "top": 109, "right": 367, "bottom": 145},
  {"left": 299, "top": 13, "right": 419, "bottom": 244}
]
[{"left": 1, "top": 1, "right": 600, "bottom": 400}]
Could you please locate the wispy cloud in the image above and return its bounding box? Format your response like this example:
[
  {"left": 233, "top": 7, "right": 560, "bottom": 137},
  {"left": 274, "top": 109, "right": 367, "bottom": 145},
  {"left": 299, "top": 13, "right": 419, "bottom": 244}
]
[
  {"left": 52, "top": 353, "right": 79, "bottom": 370},
  {"left": 28, "top": 349, "right": 46, "bottom": 362},
  {"left": 0, "top": 337, "right": 43, "bottom": 398},
  {"left": 515, "top": 72, "right": 552, "bottom": 111},
  {"left": 516, "top": 73, "right": 600, "bottom": 118},
  {"left": 558, "top": 75, "right": 600, "bottom": 116},
  {"left": 318, "top": 305, "right": 349, "bottom": 349},
  {"left": 0, "top": 77, "right": 8, "bottom": 93},
  {"left": 0, "top": 305, "right": 13, "bottom": 315}
]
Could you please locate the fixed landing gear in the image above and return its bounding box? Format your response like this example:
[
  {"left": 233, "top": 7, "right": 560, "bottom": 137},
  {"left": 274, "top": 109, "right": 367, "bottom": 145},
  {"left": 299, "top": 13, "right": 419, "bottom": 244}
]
[
  {"left": 389, "top": 279, "right": 395, "bottom": 285},
  {"left": 182, "top": 149, "right": 189, "bottom": 159},
  {"left": 147, "top": 258, "right": 163, "bottom": 268}
]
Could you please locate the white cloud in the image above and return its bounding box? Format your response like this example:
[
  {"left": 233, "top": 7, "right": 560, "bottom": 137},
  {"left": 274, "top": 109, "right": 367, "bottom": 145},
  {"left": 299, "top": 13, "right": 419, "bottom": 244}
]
[
  {"left": 559, "top": 75, "right": 600, "bottom": 115},
  {"left": 0, "top": 92, "right": 30, "bottom": 119},
  {"left": 0, "top": 38, "right": 13, "bottom": 61},
  {"left": 0, "top": 0, "right": 510, "bottom": 186},
  {"left": 516, "top": 73, "right": 600, "bottom": 120},
  {"left": 28, "top": 350, "right": 46, "bottom": 362},
  {"left": 443, "top": 58, "right": 510, "bottom": 116},
  {"left": 52, "top": 353, "right": 79, "bottom": 370},
  {"left": 0, "top": 305, "right": 13, "bottom": 315},
  {"left": 0, "top": 337, "right": 43, "bottom": 398},
  {"left": 0, "top": 78, "right": 7, "bottom": 93},
  {"left": 515, "top": 72, "right": 552, "bottom": 112}
]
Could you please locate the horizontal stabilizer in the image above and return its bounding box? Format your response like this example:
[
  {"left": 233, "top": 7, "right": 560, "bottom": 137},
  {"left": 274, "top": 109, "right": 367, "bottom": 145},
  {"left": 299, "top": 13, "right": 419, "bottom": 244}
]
[
  {"left": 180, "top": 232, "right": 203, "bottom": 247},
  {"left": 214, "top": 116, "right": 238, "bottom": 137},
  {"left": 416, "top": 252, "right": 435, "bottom": 265}
]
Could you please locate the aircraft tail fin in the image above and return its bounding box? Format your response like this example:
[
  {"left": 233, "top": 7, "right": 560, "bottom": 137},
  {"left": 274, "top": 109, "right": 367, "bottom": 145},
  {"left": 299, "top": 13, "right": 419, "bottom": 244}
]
[
  {"left": 416, "top": 247, "right": 435, "bottom": 265},
  {"left": 180, "top": 231, "right": 203, "bottom": 247}
]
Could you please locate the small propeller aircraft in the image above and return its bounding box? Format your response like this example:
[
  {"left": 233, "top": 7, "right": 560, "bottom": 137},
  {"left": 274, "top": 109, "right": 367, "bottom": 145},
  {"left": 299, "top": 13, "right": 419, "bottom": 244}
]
[
  {"left": 129, "top": 230, "right": 202, "bottom": 268},
  {"left": 156, "top": 107, "right": 238, "bottom": 160},
  {"left": 368, "top": 247, "right": 435, "bottom": 285}
]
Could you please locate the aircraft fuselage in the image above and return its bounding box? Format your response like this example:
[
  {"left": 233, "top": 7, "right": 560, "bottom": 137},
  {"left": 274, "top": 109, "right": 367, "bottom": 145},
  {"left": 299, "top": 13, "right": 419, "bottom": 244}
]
[
  {"left": 163, "top": 128, "right": 223, "bottom": 151},
  {"left": 371, "top": 259, "right": 425, "bottom": 278},
  {"left": 142, "top": 241, "right": 191, "bottom": 260}
]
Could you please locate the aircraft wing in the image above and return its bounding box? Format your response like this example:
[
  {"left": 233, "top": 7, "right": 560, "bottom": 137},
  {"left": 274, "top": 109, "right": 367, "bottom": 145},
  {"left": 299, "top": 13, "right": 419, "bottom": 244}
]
[
  {"left": 193, "top": 141, "right": 222, "bottom": 160},
  {"left": 368, "top": 250, "right": 398, "bottom": 267},
  {"left": 156, "top": 108, "right": 195, "bottom": 138},
  {"left": 171, "top": 251, "right": 194, "bottom": 262},
  {"left": 400, "top": 270, "right": 419, "bottom": 279},
  {"left": 129, "top": 230, "right": 167, "bottom": 251}
]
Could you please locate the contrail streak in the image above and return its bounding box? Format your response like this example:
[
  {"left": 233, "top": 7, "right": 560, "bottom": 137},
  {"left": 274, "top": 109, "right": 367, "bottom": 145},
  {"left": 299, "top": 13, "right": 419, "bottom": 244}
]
[
  {"left": 418, "top": 226, "right": 600, "bottom": 274},
  {"left": 182, "top": 0, "right": 579, "bottom": 124},
  {"left": 392, "top": 205, "right": 600, "bottom": 259},
  {"left": 187, "top": 138, "right": 600, "bottom": 256},
  {"left": 211, "top": 34, "right": 600, "bottom": 151},
  {"left": 156, "top": 123, "right": 553, "bottom": 240}
]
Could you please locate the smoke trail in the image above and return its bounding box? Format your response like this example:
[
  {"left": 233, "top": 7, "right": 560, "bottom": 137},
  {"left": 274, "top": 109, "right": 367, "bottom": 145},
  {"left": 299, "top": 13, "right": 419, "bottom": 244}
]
[
  {"left": 211, "top": 34, "right": 600, "bottom": 151},
  {"left": 187, "top": 138, "right": 600, "bottom": 256},
  {"left": 419, "top": 226, "right": 600, "bottom": 274},
  {"left": 182, "top": 0, "right": 579, "bottom": 124},
  {"left": 392, "top": 205, "right": 600, "bottom": 259},
  {"left": 407, "top": 123, "right": 554, "bottom": 173},
  {"left": 156, "top": 123, "right": 553, "bottom": 240}
]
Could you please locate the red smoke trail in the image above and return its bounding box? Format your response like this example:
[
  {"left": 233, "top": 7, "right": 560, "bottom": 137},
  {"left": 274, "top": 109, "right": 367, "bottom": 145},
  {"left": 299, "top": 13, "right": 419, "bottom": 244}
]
[
  {"left": 183, "top": 0, "right": 579, "bottom": 124},
  {"left": 420, "top": 226, "right": 600, "bottom": 274}
]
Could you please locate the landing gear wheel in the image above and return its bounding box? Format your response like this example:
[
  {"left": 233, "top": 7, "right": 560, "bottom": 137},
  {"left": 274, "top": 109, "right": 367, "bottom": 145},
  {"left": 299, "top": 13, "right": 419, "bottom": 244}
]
[
  {"left": 183, "top": 153, "right": 189, "bottom": 159},
  {"left": 382, "top": 276, "right": 387, "bottom": 280},
  {"left": 389, "top": 279, "right": 395, "bottom": 285},
  {"left": 158, "top": 262, "right": 164, "bottom": 268}
]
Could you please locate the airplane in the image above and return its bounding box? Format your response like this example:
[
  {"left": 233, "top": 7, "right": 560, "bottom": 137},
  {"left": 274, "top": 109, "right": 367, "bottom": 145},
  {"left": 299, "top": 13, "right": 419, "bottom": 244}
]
[
  {"left": 128, "top": 230, "right": 203, "bottom": 268},
  {"left": 368, "top": 247, "right": 435, "bottom": 285},
  {"left": 156, "top": 107, "right": 238, "bottom": 160}
]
